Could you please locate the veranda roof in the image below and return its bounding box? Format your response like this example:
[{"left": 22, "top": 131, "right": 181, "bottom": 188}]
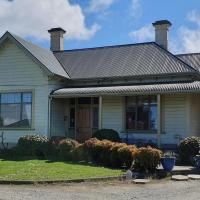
[{"left": 52, "top": 81, "right": 200, "bottom": 98}]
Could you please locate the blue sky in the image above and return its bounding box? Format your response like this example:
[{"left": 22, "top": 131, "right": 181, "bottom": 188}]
[{"left": 0, "top": 0, "right": 200, "bottom": 54}]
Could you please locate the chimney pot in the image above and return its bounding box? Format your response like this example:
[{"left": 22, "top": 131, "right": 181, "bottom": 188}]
[
  {"left": 48, "top": 27, "right": 66, "bottom": 51},
  {"left": 152, "top": 20, "right": 172, "bottom": 50}
]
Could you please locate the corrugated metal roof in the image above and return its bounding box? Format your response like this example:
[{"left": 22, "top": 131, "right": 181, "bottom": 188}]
[
  {"left": 52, "top": 81, "right": 200, "bottom": 97},
  {"left": 54, "top": 42, "right": 196, "bottom": 80},
  {"left": 2, "top": 32, "right": 70, "bottom": 79},
  {"left": 177, "top": 53, "right": 200, "bottom": 72}
]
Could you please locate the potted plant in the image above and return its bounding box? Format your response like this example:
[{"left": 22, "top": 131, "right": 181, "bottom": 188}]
[
  {"left": 161, "top": 152, "right": 176, "bottom": 172},
  {"left": 193, "top": 154, "right": 200, "bottom": 169}
]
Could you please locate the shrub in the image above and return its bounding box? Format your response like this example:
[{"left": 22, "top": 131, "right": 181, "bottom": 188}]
[
  {"left": 50, "top": 136, "right": 66, "bottom": 145},
  {"left": 17, "top": 135, "right": 50, "bottom": 157},
  {"left": 118, "top": 145, "right": 137, "bottom": 168},
  {"left": 83, "top": 138, "right": 138, "bottom": 168},
  {"left": 134, "top": 146, "right": 162, "bottom": 173},
  {"left": 92, "top": 129, "right": 121, "bottom": 142},
  {"left": 58, "top": 139, "right": 79, "bottom": 160},
  {"left": 178, "top": 137, "right": 200, "bottom": 164}
]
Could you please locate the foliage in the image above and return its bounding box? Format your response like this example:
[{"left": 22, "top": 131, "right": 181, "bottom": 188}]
[
  {"left": 92, "top": 129, "right": 121, "bottom": 142},
  {"left": 118, "top": 145, "right": 137, "bottom": 168},
  {"left": 83, "top": 138, "right": 137, "bottom": 168},
  {"left": 17, "top": 135, "right": 50, "bottom": 157},
  {"left": 134, "top": 146, "right": 162, "bottom": 173},
  {"left": 178, "top": 137, "right": 200, "bottom": 164},
  {"left": 58, "top": 139, "right": 79, "bottom": 160}
]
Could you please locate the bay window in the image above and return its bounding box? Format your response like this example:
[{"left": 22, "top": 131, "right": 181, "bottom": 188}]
[
  {"left": 126, "top": 96, "right": 157, "bottom": 131},
  {"left": 0, "top": 92, "right": 32, "bottom": 128}
]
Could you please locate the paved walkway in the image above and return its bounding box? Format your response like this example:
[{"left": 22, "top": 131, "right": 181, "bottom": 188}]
[{"left": 0, "top": 180, "right": 200, "bottom": 200}]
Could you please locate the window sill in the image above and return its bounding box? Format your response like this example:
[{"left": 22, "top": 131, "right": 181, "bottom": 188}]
[
  {"left": 0, "top": 128, "right": 35, "bottom": 131},
  {"left": 122, "top": 130, "right": 157, "bottom": 134},
  {"left": 121, "top": 130, "right": 165, "bottom": 134}
]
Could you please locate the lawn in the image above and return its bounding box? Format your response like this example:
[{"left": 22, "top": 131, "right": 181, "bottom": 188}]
[{"left": 0, "top": 159, "right": 123, "bottom": 181}]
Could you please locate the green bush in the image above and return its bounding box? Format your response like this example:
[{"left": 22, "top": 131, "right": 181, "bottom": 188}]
[
  {"left": 58, "top": 139, "right": 79, "bottom": 160},
  {"left": 92, "top": 129, "right": 121, "bottom": 142},
  {"left": 178, "top": 137, "right": 200, "bottom": 164},
  {"left": 134, "top": 146, "right": 162, "bottom": 173},
  {"left": 17, "top": 135, "right": 50, "bottom": 157}
]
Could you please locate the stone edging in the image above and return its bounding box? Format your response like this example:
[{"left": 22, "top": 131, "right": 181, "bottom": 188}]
[{"left": 0, "top": 175, "right": 125, "bottom": 185}]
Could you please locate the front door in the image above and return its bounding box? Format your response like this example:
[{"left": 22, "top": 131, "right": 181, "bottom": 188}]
[{"left": 76, "top": 104, "right": 92, "bottom": 142}]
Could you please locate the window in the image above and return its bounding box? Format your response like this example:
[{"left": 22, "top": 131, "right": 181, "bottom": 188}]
[
  {"left": 126, "top": 96, "right": 157, "bottom": 131},
  {"left": 0, "top": 92, "right": 32, "bottom": 128}
]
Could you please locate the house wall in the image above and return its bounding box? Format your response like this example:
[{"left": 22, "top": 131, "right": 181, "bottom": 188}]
[
  {"left": 101, "top": 94, "right": 189, "bottom": 145},
  {"left": 0, "top": 39, "right": 50, "bottom": 145},
  {"left": 187, "top": 94, "right": 200, "bottom": 137}
]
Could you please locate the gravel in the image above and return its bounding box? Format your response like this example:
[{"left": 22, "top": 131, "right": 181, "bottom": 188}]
[{"left": 0, "top": 180, "right": 200, "bottom": 200}]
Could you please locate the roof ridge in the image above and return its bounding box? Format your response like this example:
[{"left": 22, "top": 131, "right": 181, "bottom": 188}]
[
  {"left": 53, "top": 42, "right": 155, "bottom": 53},
  {"left": 177, "top": 52, "right": 200, "bottom": 56},
  {"left": 153, "top": 43, "right": 198, "bottom": 73}
]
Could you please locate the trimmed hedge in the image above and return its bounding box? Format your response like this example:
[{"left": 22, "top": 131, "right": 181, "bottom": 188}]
[
  {"left": 83, "top": 138, "right": 137, "bottom": 168},
  {"left": 58, "top": 139, "right": 79, "bottom": 160},
  {"left": 92, "top": 129, "right": 121, "bottom": 142},
  {"left": 178, "top": 137, "right": 200, "bottom": 164},
  {"left": 134, "top": 146, "right": 162, "bottom": 173}
]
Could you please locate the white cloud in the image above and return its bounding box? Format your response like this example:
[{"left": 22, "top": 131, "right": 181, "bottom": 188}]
[
  {"left": 131, "top": 0, "right": 142, "bottom": 20},
  {"left": 129, "top": 24, "right": 154, "bottom": 42},
  {"left": 176, "top": 10, "right": 200, "bottom": 53},
  {"left": 0, "top": 0, "right": 100, "bottom": 41},
  {"left": 87, "top": 0, "right": 116, "bottom": 13}
]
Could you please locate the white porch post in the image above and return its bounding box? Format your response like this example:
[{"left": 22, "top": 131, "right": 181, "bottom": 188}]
[
  {"left": 98, "top": 96, "right": 102, "bottom": 129},
  {"left": 157, "top": 94, "right": 162, "bottom": 148}
]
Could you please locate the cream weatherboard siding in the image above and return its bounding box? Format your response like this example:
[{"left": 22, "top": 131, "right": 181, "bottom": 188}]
[
  {"left": 161, "top": 94, "right": 188, "bottom": 144},
  {"left": 102, "top": 96, "right": 124, "bottom": 133},
  {"left": 187, "top": 94, "right": 200, "bottom": 137},
  {"left": 0, "top": 39, "right": 50, "bottom": 145}
]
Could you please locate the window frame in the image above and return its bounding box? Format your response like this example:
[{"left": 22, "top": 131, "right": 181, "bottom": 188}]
[
  {"left": 125, "top": 96, "right": 157, "bottom": 132},
  {"left": 0, "top": 91, "right": 33, "bottom": 130}
]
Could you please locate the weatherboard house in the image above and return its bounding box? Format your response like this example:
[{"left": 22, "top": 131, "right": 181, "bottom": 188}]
[{"left": 0, "top": 20, "right": 200, "bottom": 148}]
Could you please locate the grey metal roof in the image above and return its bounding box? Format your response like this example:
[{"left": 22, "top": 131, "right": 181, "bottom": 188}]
[
  {"left": 0, "top": 32, "right": 70, "bottom": 79},
  {"left": 54, "top": 42, "right": 197, "bottom": 80},
  {"left": 177, "top": 53, "right": 200, "bottom": 72},
  {"left": 52, "top": 81, "right": 200, "bottom": 97}
]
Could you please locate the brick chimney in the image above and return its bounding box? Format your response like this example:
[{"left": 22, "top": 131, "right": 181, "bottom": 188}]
[
  {"left": 48, "top": 27, "right": 66, "bottom": 51},
  {"left": 152, "top": 20, "right": 172, "bottom": 50}
]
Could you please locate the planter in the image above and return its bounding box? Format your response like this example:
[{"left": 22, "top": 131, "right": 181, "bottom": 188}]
[
  {"left": 193, "top": 155, "right": 200, "bottom": 169},
  {"left": 161, "top": 157, "right": 176, "bottom": 172}
]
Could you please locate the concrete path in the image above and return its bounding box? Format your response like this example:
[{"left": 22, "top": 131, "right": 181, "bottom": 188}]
[{"left": 0, "top": 180, "right": 200, "bottom": 200}]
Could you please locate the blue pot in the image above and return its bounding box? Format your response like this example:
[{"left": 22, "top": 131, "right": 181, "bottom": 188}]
[
  {"left": 161, "top": 157, "right": 176, "bottom": 172},
  {"left": 194, "top": 156, "right": 200, "bottom": 169}
]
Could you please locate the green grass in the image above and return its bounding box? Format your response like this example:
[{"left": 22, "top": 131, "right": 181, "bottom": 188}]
[{"left": 0, "top": 159, "right": 123, "bottom": 181}]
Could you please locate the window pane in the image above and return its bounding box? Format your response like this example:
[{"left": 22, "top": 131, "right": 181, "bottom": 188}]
[
  {"left": 126, "top": 108, "right": 136, "bottom": 129},
  {"left": 126, "top": 96, "right": 157, "bottom": 131},
  {"left": 78, "top": 98, "right": 91, "bottom": 104},
  {"left": 137, "top": 96, "right": 149, "bottom": 130},
  {"left": 126, "top": 97, "right": 136, "bottom": 129},
  {"left": 70, "top": 107, "right": 75, "bottom": 127},
  {"left": 22, "top": 104, "right": 32, "bottom": 127},
  {"left": 23, "top": 93, "right": 32, "bottom": 103},
  {"left": 93, "top": 98, "right": 99, "bottom": 105},
  {"left": 70, "top": 98, "right": 75, "bottom": 105},
  {"left": 1, "top": 93, "right": 21, "bottom": 104},
  {"left": 92, "top": 107, "right": 99, "bottom": 128},
  {"left": 1, "top": 104, "right": 21, "bottom": 127}
]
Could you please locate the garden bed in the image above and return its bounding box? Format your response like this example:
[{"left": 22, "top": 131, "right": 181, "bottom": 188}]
[{"left": 0, "top": 159, "right": 123, "bottom": 181}]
